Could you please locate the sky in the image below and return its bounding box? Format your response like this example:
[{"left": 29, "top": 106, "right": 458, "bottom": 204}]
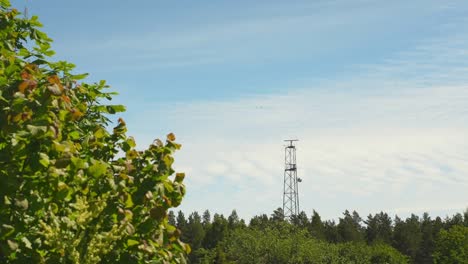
[{"left": 12, "top": 0, "right": 468, "bottom": 221}]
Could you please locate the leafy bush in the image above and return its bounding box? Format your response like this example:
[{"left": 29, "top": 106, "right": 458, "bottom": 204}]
[
  {"left": 203, "top": 223, "right": 409, "bottom": 264},
  {"left": 433, "top": 225, "right": 468, "bottom": 264},
  {"left": 0, "top": 1, "right": 188, "bottom": 262}
]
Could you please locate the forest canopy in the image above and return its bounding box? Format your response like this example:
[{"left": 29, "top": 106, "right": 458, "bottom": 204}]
[{"left": 173, "top": 208, "right": 468, "bottom": 264}]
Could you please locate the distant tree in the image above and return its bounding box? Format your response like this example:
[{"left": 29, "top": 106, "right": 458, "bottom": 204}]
[
  {"left": 203, "top": 214, "right": 228, "bottom": 249},
  {"left": 186, "top": 212, "right": 206, "bottom": 262},
  {"left": 176, "top": 211, "right": 188, "bottom": 242},
  {"left": 433, "top": 225, "right": 468, "bottom": 264},
  {"left": 228, "top": 210, "right": 241, "bottom": 229},
  {"left": 309, "top": 210, "right": 325, "bottom": 240},
  {"left": 464, "top": 208, "right": 468, "bottom": 227},
  {"left": 445, "top": 213, "right": 464, "bottom": 229},
  {"left": 271, "top": 207, "right": 285, "bottom": 222},
  {"left": 168, "top": 210, "right": 176, "bottom": 226},
  {"left": 337, "top": 210, "right": 364, "bottom": 242},
  {"left": 176, "top": 211, "right": 187, "bottom": 229},
  {"left": 202, "top": 209, "right": 211, "bottom": 227},
  {"left": 365, "top": 212, "right": 392, "bottom": 245},
  {"left": 393, "top": 214, "right": 422, "bottom": 261},
  {"left": 324, "top": 220, "right": 340, "bottom": 243},
  {"left": 249, "top": 214, "right": 269, "bottom": 230},
  {"left": 416, "top": 212, "right": 436, "bottom": 263},
  {"left": 291, "top": 211, "right": 309, "bottom": 229}
]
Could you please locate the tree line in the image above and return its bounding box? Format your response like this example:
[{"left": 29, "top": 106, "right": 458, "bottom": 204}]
[{"left": 171, "top": 208, "right": 468, "bottom": 263}]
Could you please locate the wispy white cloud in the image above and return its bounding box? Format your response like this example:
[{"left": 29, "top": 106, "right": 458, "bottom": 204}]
[
  {"left": 145, "top": 37, "right": 468, "bottom": 220},
  {"left": 109, "top": 1, "right": 468, "bottom": 220},
  {"left": 127, "top": 81, "right": 468, "bottom": 220},
  {"left": 55, "top": 0, "right": 463, "bottom": 72}
]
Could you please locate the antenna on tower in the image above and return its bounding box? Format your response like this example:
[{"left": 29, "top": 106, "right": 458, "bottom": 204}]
[{"left": 282, "top": 139, "right": 300, "bottom": 221}]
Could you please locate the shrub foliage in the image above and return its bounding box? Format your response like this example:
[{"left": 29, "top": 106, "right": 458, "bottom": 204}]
[{"left": 0, "top": 1, "right": 188, "bottom": 263}]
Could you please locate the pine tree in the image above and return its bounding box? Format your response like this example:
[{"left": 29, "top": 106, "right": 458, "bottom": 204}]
[
  {"left": 337, "top": 210, "right": 364, "bottom": 242},
  {"left": 393, "top": 214, "right": 422, "bottom": 261},
  {"left": 416, "top": 212, "right": 435, "bottom": 263},
  {"left": 309, "top": 210, "right": 325, "bottom": 240},
  {"left": 324, "top": 220, "right": 339, "bottom": 243},
  {"left": 186, "top": 211, "right": 206, "bottom": 262},
  {"left": 168, "top": 211, "right": 176, "bottom": 226},
  {"left": 291, "top": 211, "right": 309, "bottom": 229},
  {"left": 202, "top": 210, "right": 211, "bottom": 227},
  {"left": 203, "top": 214, "right": 228, "bottom": 249},
  {"left": 228, "top": 210, "right": 241, "bottom": 229},
  {"left": 365, "top": 212, "right": 392, "bottom": 244}
]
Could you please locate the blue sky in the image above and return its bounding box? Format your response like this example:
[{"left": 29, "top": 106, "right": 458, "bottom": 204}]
[{"left": 13, "top": 0, "right": 468, "bottom": 220}]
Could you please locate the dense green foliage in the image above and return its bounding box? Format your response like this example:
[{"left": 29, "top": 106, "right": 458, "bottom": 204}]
[
  {"left": 176, "top": 208, "right": 468, "bottom": 264},
  {"left": 433, "top": 225, "right": 468, "bottom": 264},
  {"left": 0, "top": 1, "right": 188, "bottom": 262}
]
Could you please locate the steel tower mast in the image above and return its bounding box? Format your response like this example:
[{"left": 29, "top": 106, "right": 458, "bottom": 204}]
[{"left": 283, "top": 139, "right": 301, "bottom": 220}]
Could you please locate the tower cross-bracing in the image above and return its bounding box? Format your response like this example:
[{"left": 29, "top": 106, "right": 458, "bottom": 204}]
[{"left": 283, "top": 139, "right": 300, "bottom": 220}]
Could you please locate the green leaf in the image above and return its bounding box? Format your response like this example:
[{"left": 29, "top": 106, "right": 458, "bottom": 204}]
[
  {"left": 127, "top": 239, "right": 139, "bottom": 247},
  {"left": 71, "top": 156, "right": 87, "bottom": 169},
  {"left": 68, "top": 130, "right": 80, "bottom": 140},
  {"left": 94, "top": 128, "right": 107, "bottom": 139},
  {"left": 72, "top": 73, "right": 89, "bottom": 80},
  {"left": 126, "top": 137, "right": 136, "bottom": 148},
  {"left": 88, "top": 161, "right": 108, "bottom": 177},
  {"left": 1, "top": 225, "right": 15, "bottom": 239},
  {"left": 38, "top": 152, "right": 49, "bottom": 167},
  {"left": 106, "top": 105, "right": 126, "bottom": 114},
  {"left": 125, "top": 194, "right": 134, "bottom": 208}
]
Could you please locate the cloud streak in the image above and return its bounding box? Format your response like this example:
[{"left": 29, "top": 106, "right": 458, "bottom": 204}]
[{"left": 106, "top": 0, "right": 468, "bottom": 220}]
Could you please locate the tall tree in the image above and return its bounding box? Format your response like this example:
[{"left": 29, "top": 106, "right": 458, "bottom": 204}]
[
  {"left": 445, "top": 213, "right": 464, "bottom": 229},
  {"left": 202, "top": 209, "right": 211, "bottom": 227},
  {"left": 324, "top": 220, "right": 339, "bottom": 243},
  {"left": 464, "top": 208, "right": 468, "bottom": 227},
  {"left": 186, "top": 211, "right": 206, "bottom": 262},
  {"left": 228, "top": 210, "right": 241, "bottom": 229},
  {"left": 365, "top": 212, "right": 392, "bottom": 245},
  {"left": 168, "top": 211, "right": 176, "bottom": 226},
  {"left": 203, "top": 214, "right": 228, "bottom": 249},
  {"left": 416, "top": 212, "right": 435, "bottom": 264},
  {"left": 309, "top": 210, "right": 325, "bottom": 240},
  {"left": 393, "top": 214, "right": 422, "bottom": 261},
  {"left": 176, "top": 211, "right": 187, "bottom": 230},
  {"left": 249, "top": 214, "right": 269, "bottom": 230},
  {"left": 337, "top": 210, "right": 364, "bottom": 242},
  {"left": 291, "top": 211, "right": 309, "bottom": 229},
  {"left": 271, "top": 207, "right": 285, "bottom": 222}
]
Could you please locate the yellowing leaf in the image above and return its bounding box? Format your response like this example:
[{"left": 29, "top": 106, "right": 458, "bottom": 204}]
[
  {"left": 18, "top": 81, "right": 29, "bottom": 93},
  {"left": 7, "top": 240, "right": 18, "bottom": 251},
  {"left": 175, "top": 173, "right": 185, "bottom": 183},
  {"left": 167, "top": 133, "right": 176, "bottom": 141},
  {"left": 71, "top": 109, "right": 84, "bottom": 120}
]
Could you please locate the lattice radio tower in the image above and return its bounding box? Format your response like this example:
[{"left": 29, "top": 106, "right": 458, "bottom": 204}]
[{"left": 283, "top": 139, "right": 301, "bottom": 220}]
